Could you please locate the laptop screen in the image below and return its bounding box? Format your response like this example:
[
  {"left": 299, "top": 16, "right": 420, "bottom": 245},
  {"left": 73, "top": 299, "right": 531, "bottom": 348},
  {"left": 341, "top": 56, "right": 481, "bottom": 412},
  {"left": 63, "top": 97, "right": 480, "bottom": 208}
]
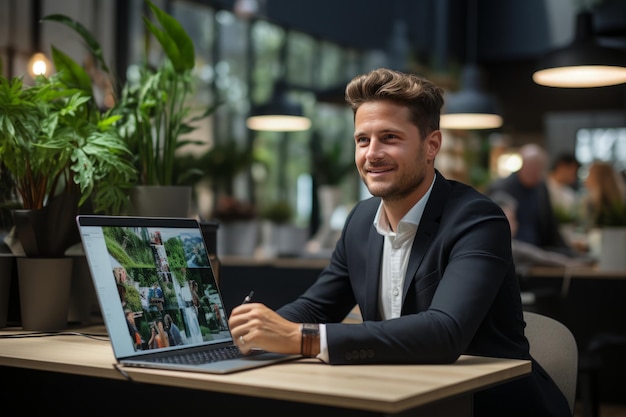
[{"left": 77, "top": 216, "right": 232, "bottom": 359}]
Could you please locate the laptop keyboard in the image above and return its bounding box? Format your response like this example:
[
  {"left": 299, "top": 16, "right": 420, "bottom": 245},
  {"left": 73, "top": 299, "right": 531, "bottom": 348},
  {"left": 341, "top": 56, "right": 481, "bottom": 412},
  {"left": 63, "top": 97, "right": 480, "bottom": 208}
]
[{"left": 146, "top": 345, "right": 262, "bottom": 365}]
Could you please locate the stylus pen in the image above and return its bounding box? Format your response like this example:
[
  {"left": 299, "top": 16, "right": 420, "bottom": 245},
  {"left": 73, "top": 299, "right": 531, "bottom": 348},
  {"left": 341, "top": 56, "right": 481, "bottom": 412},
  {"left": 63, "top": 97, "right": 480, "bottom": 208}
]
[{"left": 241, "top": 291, "right": 254, "bottom": 305}]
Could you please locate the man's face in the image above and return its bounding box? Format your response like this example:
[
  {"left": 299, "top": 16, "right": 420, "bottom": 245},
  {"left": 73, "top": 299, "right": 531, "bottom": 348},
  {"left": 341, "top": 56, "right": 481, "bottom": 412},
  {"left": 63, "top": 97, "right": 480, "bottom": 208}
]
[{"left": 353, "top": 100, "right": 440, "bottom": 202}]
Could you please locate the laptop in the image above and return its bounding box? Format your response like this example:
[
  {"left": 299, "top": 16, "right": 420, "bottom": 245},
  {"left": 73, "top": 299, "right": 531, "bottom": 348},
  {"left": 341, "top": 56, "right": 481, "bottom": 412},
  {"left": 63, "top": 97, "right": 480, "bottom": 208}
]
[{"left": 76, "top": 215, "right": 299, "bottom": 374}]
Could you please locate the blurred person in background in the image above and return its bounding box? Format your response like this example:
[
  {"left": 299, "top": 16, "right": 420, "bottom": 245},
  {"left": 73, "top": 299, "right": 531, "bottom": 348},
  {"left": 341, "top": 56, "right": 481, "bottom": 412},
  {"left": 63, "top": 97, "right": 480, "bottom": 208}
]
[
  {"left": 582, "top": 161, "right": 626, "bottom": 228},
  {"left": 487, "top": 144, "right": 574, "bottom": 256},
  {"left": 546, "top": 152, "right": 581, "bottom": 222}
]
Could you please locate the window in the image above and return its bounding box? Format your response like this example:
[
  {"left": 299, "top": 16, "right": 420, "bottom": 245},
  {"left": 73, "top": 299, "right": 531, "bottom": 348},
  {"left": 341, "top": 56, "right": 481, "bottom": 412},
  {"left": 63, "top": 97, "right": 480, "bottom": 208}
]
[
  {"left": 124, "top": 1, "right": 378, "bottom": 231},
  {"left": 576, "top": 127, "right": 626, "bottom": 175}
]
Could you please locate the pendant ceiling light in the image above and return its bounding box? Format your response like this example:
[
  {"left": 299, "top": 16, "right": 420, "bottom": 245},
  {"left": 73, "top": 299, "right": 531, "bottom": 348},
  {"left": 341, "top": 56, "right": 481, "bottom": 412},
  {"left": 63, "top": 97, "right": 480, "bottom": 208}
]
[
  {"left": 246, "top": 33, "right": 311, "bottom": 133},
  {"left": 440, "top": 0, "right": 503, "bottom": 130},
  {"left": 440, "top": 64, "right": 503, "bottom": 130},
  {"left": 246, "top": 89, "right": 311, "bottom": 132},
  {"left": 533, "top": 11, "right": 626, "bottom": 88}
]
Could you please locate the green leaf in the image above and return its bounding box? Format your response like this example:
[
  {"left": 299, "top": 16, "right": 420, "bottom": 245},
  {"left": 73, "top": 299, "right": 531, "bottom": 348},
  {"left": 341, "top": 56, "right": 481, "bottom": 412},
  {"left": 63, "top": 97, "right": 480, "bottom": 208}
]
[
  {"left": 145, "top": 0, "right": 195, "bottom": 72},
  {"left": 50, "top": 46, "right": 94, "bottom": 95},
  {"left": 41, "top": 14, "right": 110, "bottom": 74}
]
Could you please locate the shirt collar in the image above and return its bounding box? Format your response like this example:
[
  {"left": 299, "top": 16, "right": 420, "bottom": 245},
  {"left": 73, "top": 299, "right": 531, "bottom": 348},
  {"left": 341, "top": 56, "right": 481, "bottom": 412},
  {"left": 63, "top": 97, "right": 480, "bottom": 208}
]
[{"left": 373, "top": 174, "right": 436, "bottom": 236}]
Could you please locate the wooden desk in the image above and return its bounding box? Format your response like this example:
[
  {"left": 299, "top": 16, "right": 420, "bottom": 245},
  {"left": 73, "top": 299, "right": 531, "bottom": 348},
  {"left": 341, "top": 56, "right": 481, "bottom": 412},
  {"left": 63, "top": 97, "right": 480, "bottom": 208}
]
[{"left": 0, "top": 325, "right": 530, "bottom": 416}]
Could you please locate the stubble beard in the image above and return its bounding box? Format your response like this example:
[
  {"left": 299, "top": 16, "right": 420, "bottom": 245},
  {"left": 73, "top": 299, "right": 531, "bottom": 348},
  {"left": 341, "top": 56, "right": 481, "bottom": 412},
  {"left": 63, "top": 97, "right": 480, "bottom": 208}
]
[{"left": 361, "top": 164, "right": 426, "bottom": 203}]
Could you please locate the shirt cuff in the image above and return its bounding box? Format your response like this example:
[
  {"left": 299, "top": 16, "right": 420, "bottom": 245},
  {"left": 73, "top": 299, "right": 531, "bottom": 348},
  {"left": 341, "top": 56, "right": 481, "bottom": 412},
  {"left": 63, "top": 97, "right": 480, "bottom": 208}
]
[{"left": 317, "top": 323, "right": 329, "bottom": 362}]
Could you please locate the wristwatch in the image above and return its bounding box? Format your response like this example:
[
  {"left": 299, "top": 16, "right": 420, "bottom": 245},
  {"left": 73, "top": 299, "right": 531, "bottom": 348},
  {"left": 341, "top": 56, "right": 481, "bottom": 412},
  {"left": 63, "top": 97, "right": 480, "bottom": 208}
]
[{"left": 300, "top": 323, "right": 320, "bottom": 357}]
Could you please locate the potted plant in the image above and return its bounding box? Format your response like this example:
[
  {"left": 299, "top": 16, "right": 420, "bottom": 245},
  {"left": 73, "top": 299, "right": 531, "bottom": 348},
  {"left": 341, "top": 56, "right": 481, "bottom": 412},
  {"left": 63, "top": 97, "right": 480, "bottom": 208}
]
[
  {"left": 583, "top": 162, "right": 626, "bottom": 271},
  {"left": 0, "top": 72, "right": 137, "bottom": 331},
  {"left": 43, "top": 0, "right": 219, "bottom": 216},
  {"left": 589, "top": 201, "right": 626, "bottom": 271},
  {"left": 0, "top": 74, "right": 137, "bottom": 255},
  {"left": 175, "top": 140, "right": 256, "bottom": 216},
  {"left": 258, "top": 200, "right": 306, "bottom": 257}
]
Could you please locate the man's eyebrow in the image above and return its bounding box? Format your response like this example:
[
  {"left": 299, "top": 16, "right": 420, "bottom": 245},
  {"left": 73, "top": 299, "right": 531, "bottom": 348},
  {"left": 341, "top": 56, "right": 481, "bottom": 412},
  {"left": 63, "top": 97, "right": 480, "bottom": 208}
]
[{"left": 354, "top": 128, "right": 405, "bottom": 137}]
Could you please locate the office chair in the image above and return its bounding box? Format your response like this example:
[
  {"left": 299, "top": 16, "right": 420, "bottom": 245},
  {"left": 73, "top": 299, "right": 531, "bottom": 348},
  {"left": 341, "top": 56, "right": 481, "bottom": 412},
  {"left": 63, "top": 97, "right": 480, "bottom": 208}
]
[{"left": 523, "top": 311, "right": 578, "bottom": 416}]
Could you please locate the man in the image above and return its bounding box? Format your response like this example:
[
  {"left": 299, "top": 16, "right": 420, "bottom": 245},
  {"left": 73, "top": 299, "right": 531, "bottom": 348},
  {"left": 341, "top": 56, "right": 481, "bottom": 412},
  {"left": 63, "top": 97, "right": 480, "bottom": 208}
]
[
  {"left": 487, "top": 143, "right": 574, "bottom": 256},
  {"left": 229, "top": 68, "right": 570, "bottom": 416},
  {"left": 547, "top": 152, "right": 581, "bottom": 220}
]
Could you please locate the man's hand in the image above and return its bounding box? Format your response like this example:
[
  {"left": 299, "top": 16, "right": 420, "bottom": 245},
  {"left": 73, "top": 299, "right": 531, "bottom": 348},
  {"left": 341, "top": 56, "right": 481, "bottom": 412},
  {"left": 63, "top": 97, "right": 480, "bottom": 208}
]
[{"left": 228, "top": 303, "right": 301, "bottom": 355}]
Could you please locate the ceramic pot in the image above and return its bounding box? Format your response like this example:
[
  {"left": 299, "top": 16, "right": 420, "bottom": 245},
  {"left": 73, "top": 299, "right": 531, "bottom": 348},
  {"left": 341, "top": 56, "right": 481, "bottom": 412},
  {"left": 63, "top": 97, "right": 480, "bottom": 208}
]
[
  {"left": 597, "top": 227, "right": 626, "bottom": 271},
  {"left": 11, "top": 193, "right": 80, "bottom": 257},
  {"left": 0, "top": 256, "right": 13, "bottom": 328},
  {"left": 129, "top": 185, "right": 192, "bottom": 217},
  {"left": 17, "top": 257, "right": 73, "bottom": 331},
  {"left": 67, "top": 255, "right": 99, "bottom": 325},
  {"left": 217, "top": 220, "right": 259, "bottom": 257}
]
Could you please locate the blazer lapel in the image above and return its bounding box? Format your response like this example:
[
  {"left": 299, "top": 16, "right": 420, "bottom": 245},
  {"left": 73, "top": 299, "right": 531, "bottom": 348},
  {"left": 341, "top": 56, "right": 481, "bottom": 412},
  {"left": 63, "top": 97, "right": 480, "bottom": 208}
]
[
  {"left": 403, "top": 173, "right": 450, "bottom": 299},
  {"left": 364, "top": 225, "right": 384, "bottom": 321}
]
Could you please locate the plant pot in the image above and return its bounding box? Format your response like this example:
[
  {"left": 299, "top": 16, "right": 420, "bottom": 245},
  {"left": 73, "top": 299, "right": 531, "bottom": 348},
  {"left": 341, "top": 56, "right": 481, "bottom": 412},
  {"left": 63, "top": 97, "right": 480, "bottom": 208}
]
[
  {"left": 11, "top": 193, "right": 80, "bottom": 257},
  {"left": 0, "top": 256, "right": 13, "bottom": 328},
  {"left": 260, "top": 222, "right": 308, "bottom": 258},
  {"left": 217, "top": 220, "right": 259, "bottom": 257},
  {"left": 17, "top": 257, "right": 73, "bottom": 331},
  {"left": 594, "top": 227, "right": 626, "bottom": 271},
  {"left": 129, "top": 185, "right": 192, "bottom": 217},
  {"left": 67, "top": 255, "right": 99, "bottom": 325},
  {"left": 275, "top": 225, "right": 308, "bottom": 257}
]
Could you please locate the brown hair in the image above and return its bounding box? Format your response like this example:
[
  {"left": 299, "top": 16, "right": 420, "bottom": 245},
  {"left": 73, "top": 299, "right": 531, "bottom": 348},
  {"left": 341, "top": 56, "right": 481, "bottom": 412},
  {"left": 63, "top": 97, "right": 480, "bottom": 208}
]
[
  {"left": 586, "top": 161, "right": 625, "bottom": 212},
  {"left": 344, "top": 68, "right": 444, "bottom": 139}
]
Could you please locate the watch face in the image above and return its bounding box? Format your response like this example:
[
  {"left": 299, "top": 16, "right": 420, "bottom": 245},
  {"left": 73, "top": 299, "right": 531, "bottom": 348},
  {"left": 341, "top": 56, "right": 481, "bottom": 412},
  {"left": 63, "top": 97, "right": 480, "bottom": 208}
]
[{"left": 302, "top": 323, "right": 320, "bottom": 334}]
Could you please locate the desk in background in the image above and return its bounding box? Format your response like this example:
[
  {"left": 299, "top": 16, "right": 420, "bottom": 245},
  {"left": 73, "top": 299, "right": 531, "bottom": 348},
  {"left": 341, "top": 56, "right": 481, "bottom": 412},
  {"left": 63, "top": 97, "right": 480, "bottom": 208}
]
[
  {"left": 522, "top": 266, "right": 626, "bottom": 405},
  {"left": 522, "top": 266, "right": 626, "bottom": 346},
  {"left": 0, "top": 324, "right": 530, "bottom": 417}
]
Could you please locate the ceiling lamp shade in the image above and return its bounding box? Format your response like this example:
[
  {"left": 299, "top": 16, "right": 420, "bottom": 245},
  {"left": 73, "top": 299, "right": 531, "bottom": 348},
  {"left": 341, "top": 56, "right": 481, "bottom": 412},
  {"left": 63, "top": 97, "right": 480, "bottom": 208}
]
[
  {"left": 441, "top": 64, "right": 503, "bottom": 130},
  {"left": 246, "top": 91, "right": 311, "bottom": 132},
  {"left": 533, "top": 11, "right": 626, "bottom": 88}
]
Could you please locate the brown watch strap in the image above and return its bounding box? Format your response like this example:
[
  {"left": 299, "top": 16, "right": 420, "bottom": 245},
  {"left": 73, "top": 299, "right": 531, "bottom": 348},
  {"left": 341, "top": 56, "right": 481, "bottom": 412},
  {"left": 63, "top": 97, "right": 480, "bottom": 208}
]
[{"left": 300, "top": 323, "right": 320, "bottom": 357}]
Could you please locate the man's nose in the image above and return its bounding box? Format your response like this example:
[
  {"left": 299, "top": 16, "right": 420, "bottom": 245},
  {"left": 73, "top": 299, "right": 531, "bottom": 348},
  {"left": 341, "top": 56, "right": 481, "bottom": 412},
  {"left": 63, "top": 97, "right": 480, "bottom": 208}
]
[{"left": 366, "top": 139, "right": 384, "bottom": 160}]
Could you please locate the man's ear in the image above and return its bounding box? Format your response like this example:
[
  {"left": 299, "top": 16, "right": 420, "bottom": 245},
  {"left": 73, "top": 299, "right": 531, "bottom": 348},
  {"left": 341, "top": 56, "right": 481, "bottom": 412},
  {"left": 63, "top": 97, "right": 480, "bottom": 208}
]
[{"left": 426, "top": 130, "right": 442, "bottom": 160}]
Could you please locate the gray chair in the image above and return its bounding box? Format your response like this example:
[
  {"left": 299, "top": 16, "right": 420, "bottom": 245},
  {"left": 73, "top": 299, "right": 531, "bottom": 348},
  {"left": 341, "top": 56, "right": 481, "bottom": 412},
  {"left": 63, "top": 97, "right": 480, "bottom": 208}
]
[{"left": 523, "top": 311, "right": 578, "bottom": 416}]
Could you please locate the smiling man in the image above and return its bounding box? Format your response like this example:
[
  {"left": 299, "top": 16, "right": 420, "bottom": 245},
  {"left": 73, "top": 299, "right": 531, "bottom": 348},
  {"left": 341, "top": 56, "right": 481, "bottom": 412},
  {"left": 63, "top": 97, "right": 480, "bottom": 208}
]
[{"left": 228, "top": 68, "right": 570, "bottom": 417}]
